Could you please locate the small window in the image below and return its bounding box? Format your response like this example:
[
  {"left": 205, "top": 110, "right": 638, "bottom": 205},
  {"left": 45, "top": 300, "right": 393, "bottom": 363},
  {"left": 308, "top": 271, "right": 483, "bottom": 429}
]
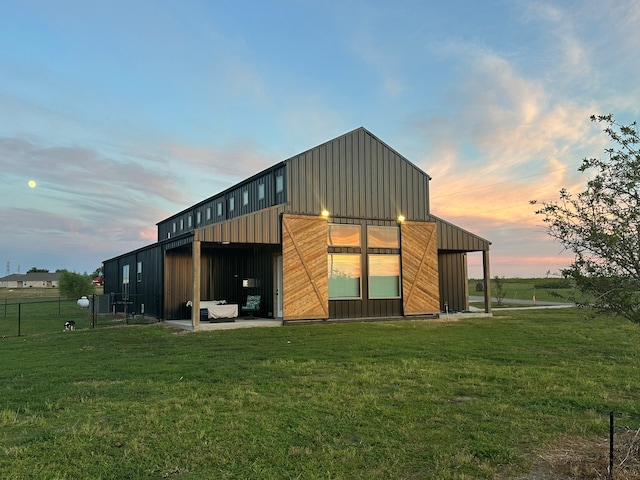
[
  {"left": 229, "top": 197, "right": 235, "bottom": 212},
  {"left": 180, "top": 219, "right": 184, "bottom": 230},
  {"left": 217, "top": 202, "right": 223, "bottom": 216},
  {"left": 196, "top": 211, "right": 202, "bottom": 225},
  {"left": 258, "top": 183, "right": 265, "bottom": 201},
  {"left": 328, "top": 224, "right": 361, "bottom": 247},
  {"left": 206, "top": 207, "right": 211, "bottom": 220},
  {"left": 328, "top": 254, "right": 361, "bottom": 299},
  {"left": 137, "top": 261, "right": 143, "bottom": 283},
  {"left": 243, "top": 190, "right": 249, "bottom": 206},
  {"left": 187, "top": 215, "right": 192, "bottom": 228},
  {"left": 276, "top": 175, "right": 284, "bottom": 193},
  {"left": 368, "top": 255, "right": 400, "bottom": 298},
  {"left": 368, "top": 226, "right": 399, "bottom": 248},
  {"left": 172, "top": 222, "right": 176, "bottom": 233},
  {"left": 122, "top": 264, "right": 130, "bottom": 300}
]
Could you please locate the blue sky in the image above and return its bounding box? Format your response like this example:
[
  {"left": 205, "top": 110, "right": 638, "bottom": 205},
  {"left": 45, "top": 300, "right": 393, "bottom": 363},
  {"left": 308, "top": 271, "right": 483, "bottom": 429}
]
[{"left": 1, "top": 0, "right": 639, "bottom": 278}]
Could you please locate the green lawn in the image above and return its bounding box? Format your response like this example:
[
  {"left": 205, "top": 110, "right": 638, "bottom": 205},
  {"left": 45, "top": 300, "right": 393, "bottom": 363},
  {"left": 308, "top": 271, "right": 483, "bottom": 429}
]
[{"left": 1, "top": 309, "right": 639, "bottom": 479}]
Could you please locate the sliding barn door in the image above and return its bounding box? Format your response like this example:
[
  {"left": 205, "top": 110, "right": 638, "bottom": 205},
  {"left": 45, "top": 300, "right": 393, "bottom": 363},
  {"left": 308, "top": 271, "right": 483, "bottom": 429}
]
[
  {"left": 401, "top": 221, "right": 440, "bottom": 315},
  {"left": 282, "top": 214, "right": 329, "bottom": 321}
]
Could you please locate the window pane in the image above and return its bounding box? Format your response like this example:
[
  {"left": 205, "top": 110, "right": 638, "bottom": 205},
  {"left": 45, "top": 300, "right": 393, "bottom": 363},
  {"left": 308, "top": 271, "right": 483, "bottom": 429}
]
[
  {"left": 369, "top": 255, "right": 400, "bottom": 298},
  {"left": 328, "top": 224, "right": 360, "bottom": 246},
  {"left": 258, "top": 184, "right": 265, "bottom": 200},
  {"left": 229, "top": 197, "right": 235, "bottom": 212},
  {"left": 276, "top": 175, "right": 284, "bottom": 193},
  {"left": 368, "top": 226, "right": 399, "bottom": 248},
  {"left": 328, "top": 254, "right": 361, "bottom": 298},
  {"left": 243, "top": 191, "right": 249, "bottom": 206}
]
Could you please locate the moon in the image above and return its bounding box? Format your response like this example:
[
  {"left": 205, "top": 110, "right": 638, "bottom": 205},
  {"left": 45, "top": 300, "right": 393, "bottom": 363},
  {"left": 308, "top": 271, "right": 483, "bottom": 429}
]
[{"left": 28, "top": 180, "right": 37, "bottom": 188}]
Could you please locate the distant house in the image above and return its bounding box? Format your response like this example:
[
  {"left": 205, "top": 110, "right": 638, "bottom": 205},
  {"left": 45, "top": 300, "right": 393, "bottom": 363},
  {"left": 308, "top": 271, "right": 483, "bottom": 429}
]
[
  {"left": 0, "top": 272, "right": 61, "bottom": 288},
  {"left": 104, "top": 127, "right": 492, "bottom": 326}
]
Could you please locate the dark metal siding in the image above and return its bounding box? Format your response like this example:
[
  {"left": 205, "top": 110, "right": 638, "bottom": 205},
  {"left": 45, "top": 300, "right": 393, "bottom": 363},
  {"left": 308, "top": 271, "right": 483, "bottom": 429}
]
[
  {"left": 102, "top": 244, "right": 163, "bottom": 318},
  {"left": 286, "top": 128, "right": 430, "bottom": 221},
  {"left": 157, "top": 165, "right": 287, "bottom": 241},
  {"left": 438, "top": 252, "right": 469, "bottom": 312},
  {"left": 201, "top": 244, "right": 280, "bottom": 318},
  {"left": 161, "top": 243, "right": 280, "bottom": 320},
  {"left": 432, "top": 216, "right": 490, "bottom": 252}
]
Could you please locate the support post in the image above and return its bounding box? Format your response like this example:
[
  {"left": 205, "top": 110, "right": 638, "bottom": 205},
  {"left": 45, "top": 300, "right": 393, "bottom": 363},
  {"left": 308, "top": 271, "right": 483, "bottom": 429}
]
[
  {"left": 483, "top": 250, "right": 491, "bottom": 313},
  {"left": 192, "top": 239, "right": 201, "bottom": 328}
]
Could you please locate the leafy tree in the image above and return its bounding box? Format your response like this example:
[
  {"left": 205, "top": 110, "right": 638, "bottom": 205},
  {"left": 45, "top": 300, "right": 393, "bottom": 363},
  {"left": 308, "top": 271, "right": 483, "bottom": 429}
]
[
  {"left": 494, "top": 276, "right": 506, "bottom": 306},
  {"left": 532, "top": 114, "right": 640, "bottom": 323},
  {"left": 59, "top": 270, "right": 94, "bottom": 299},
  {"left": 27, "top": 267, "right": 49, "bottom": 273}
]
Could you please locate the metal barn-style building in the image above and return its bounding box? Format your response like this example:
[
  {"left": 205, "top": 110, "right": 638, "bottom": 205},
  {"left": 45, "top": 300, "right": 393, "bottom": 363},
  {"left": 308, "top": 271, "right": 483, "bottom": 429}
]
[{"left": 104, "top": 128, "right": 491, "bottom": 326}]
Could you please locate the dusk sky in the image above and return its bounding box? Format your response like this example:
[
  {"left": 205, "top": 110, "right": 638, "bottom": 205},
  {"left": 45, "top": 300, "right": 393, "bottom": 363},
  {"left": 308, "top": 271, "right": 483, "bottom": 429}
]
[{"left": 2, "top": 0, "right": 639, "bottom": 278}]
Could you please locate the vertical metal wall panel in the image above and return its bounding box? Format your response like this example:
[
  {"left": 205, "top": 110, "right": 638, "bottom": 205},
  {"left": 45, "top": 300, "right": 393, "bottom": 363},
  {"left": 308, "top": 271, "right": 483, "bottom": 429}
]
[
  {"left": 286, "top": 128, "right": 432, "bottom": 222},
  {"left": 438, "top": 252, "right": 469, "bottom": 312},
  {"left": 196, "top": 207, "right": 284, "bottom": 245}
]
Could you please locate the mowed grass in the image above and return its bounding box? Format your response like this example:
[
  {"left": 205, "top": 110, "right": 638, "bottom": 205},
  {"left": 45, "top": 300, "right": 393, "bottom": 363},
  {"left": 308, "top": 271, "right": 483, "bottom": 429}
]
[
  {"left": 1, "top": 309, "right": 639, "bottom": 479},
  {"left": 469, "top": 277, "right": 588, "bottom": 304}
]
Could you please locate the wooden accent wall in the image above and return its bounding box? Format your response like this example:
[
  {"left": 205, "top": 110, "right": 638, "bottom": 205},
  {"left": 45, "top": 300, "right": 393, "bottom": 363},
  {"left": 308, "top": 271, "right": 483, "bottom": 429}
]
[
  {"left": 164, "top": 248, "right": 193, "bottom": 320},
  {"left": 282, "top": 214, "right": 329, "bottom": 320},
  {"left": 401, "top": 222, "right": 440, "bottom": 315}
]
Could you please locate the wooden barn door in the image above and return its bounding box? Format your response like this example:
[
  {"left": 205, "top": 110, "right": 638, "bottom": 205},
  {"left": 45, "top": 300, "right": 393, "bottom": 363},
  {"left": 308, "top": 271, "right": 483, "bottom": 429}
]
[
  {"left": 282, "top": 214, "right": 329, "bottom": 321},
  {"left": 401, "top": 222, "right": 440, "bottom": 315}
]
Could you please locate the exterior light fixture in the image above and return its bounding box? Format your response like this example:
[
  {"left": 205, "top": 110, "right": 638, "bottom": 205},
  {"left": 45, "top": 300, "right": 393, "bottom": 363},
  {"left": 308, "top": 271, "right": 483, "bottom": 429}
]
[
  {"left": 397, "top": 214, "right": 406, "bottom": 223},
  {"left": 321, "top": 209, "right": 330, "bottom": 218}
]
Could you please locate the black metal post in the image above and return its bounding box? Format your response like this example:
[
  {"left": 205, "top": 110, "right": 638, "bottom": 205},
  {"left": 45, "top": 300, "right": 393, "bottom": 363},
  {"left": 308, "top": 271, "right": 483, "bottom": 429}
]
[
  {"left": 17, "top": 303, "right": 21, "bottom": 337},
  {"left": 610, "top": 411, "right": 614, "bottom": 480}
]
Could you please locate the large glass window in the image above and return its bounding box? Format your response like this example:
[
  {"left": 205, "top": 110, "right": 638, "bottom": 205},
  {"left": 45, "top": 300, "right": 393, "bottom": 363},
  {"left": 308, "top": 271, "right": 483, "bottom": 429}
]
[
  {"left": 328, "top": 224, "right": 361, "bottom": 247},
  {"left": 328, "top": 254, "right": 361, "bottom": 299},
  {"left": 368, "top": 226, "right": 399, "bottom": 248},
  {"left": 368, "top": 255, "right": 401, "bottom": 298}
]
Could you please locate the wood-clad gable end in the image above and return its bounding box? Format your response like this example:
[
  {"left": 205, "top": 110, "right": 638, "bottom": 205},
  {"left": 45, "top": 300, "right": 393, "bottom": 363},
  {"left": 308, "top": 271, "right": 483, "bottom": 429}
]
[
  {"left": 196, "top": 206, "right": 284, "bottom": 244},
  {"left": 282, "top": 214, "right": 329, "bottom": 321},
  {"left": 401, "top": 221, "right": 440, "bottom": 315}
]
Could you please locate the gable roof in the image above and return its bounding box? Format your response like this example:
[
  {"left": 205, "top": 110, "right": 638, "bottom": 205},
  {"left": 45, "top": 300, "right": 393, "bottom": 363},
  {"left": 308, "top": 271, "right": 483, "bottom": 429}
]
[{"left": 0, "top": 272, "right": 61, "bottom": 282}]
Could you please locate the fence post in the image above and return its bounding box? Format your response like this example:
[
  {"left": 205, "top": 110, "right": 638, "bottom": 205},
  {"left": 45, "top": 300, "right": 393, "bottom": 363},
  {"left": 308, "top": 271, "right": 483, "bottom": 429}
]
[
  {"left": 610, "top": 411, "right": 614, "bottom": 480},
  {"left": 18, "top": 302, "right": 21, "bottom": 337}
]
